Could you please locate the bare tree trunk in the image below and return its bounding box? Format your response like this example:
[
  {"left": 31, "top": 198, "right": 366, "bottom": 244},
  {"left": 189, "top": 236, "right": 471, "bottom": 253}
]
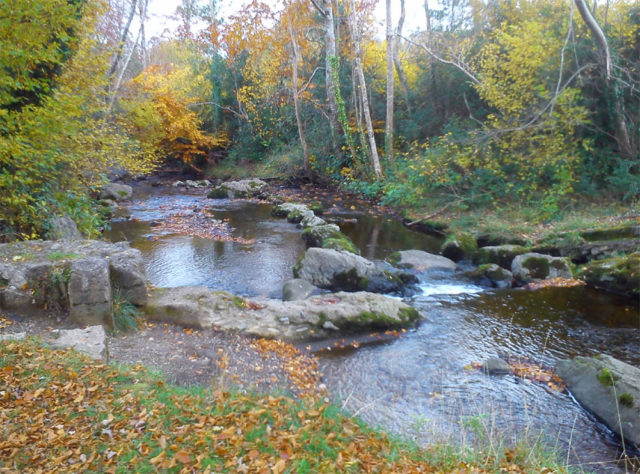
[
  {"left": 288, "top": 18, "right": 311, "bottom": 178},
  {"left": 574, "top": 0, "right": 633, "bottom": 156},
  {"left": 349, "top": 1, "right": 382, "bottom": 178},
  {"left": 109, "top": 0, "right": 138, "bottom": 80},
  {"left": 108, "top": 27, "right": 141, "bottom": 112},
  {"left": 385, "top": 0, "right": 394, "bottom": 165},
  {"left": 424, "top": 0, "right": 432, "bottom": 44},
  {"left": 138, "top": 0, "right": 148, "bottom": 69},
  {"left": 394, "top": 0, "right": 411, "bottom": 115}
]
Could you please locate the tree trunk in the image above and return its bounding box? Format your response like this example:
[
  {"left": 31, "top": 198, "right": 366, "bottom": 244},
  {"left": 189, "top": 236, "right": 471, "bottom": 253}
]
[
  {"left": 108, "top": 0, "right": 138, "bottom": 80},
  {"left": 574, "top": 0, "right": 633, "bottom": 156},
  {"left": 385, "top": 0, "right": 394, "bottom": 165},
  {"left": 349, "top": 1, "right": 382, "bottom": 178},
  {"left": 288, "top": 18, "right": 311, "bottom": 178},
  {"left": 393, "top": 0, "right": 411, "bottom": 114},
  {"left": 138, "top": 0, "right": 148, "bottom": 69}
]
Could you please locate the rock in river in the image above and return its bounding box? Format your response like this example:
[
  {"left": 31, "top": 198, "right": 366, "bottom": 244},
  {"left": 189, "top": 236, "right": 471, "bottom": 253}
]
[
  {"left": 294, "top": 248, "right": 415, "bottom": 294},
  {"left": 511, "top": 252, "right": 573, "bottom": 283},
  {"left": 577, "top": 252, "right": 639, "bottom": 299},
  {"left": 100, "top": 182, "right": 133, "bottom": 201},
  {"left": 556, "top": 354, "right": 640, "bottom": 448},
  {"left": 144, "top": 286, "right": 422, "bottom": 341},
  {"left": 387, "top": 250, "right": 456, "bottom": 272}
]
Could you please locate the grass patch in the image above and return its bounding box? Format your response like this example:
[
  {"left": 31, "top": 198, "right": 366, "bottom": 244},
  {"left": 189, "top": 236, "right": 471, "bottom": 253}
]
[
  {"left": 0, "top": 339, "right": 569, "bottom": 473},
  {"left": 47, "top": 251, "right": 81, "bottom": 261}
]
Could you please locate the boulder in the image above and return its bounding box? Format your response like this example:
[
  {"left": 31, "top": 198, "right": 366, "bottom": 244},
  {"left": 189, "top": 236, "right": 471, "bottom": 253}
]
[
  {"left": 301, "top": 225, "right": 359, "bottom": 254},
  {"left": 483, "top": 357, "right": 512, "bottom": 375},
  {"left": 100, "top": 182, "right": 133, "bottom": 201},
  {"left": 144, "top": 287, "right": 245, "bottom": 329},
  {"left": 0, "top": 240, "right": 147, "bottom": 323},
  {"left": 47, "top": 325, "right": 106, "bottom": 360},
  {"left": 556, "top": 355, "right": 640, "bottom": 448},
  {"left": 282, "top": 279, "right": 319, "bottom": 301},
  {"left": 184, "top": 179, "right": 211, "bottom": 188},
  {"left": 271, "top": 203, "right": 310, "bottom": 217},
  {"left": 68, "top": 258, "right": 112, "bottom": 326},
  {"left": 387, "top": 250, "right": 456, "bottom": 272},
  {"left": 511, "top": 253, "right": 573, "bottom": 283},
  {"left": 463, "top": 264, "right": 513, "bottom": 289},
  {"left": 294, "top": 248, "right": 412, "bottom": 293},
  {"left": 144, "top": 286, "right": 422, "bottom": 341},
  {"left": 441, "top": 232, "right": 478, "bottom": 261},
  {"left": 210, "top": 179, "right": 268, "bottom": 199},
  {"left": 44, "top": 216, "right": 82, "bottom": 241},
  {"left": 299, "top": 212, "right": 327, "bottom": 229},
  {"left": 108, "top": 248, "right": 148, "bottom": 305},
  {"left": 301, "top": 224, "right": 342, "bottom": 247},
  {"left": 578, "top": 252, "right": 639, "bottom": 299},
  {"left": 473, "top": 244, "right": 529, "bottom": 269}
]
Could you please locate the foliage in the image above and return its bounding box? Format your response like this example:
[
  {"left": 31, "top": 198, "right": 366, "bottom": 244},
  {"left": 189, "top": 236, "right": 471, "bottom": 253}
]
[
  {"left": 0, "top": 339, "right": 568, "bottom": 472},
  {"left": 0, "top": 0, "right": 158, "bottom": 240},
  {"left": 124, "top": 63, "right": 226, "bottom": 166},
  {"left": 111, "top": 293, "right": 142, "bottom": 333}
]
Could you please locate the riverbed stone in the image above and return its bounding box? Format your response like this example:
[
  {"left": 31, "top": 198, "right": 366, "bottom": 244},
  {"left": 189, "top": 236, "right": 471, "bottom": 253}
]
[
  {"left": 271, "top": 202, "right": 309, "bottom": 217},
  {"left": 556, "top": 354, "right": 640, "bottom": 448},
  {"left": 511, "top": 253, "right": 573, "bottom": 283},
  {"left": 577, "top": 252, "right": 639, "bottom": 299},
  {"left": 472, "top": 244, "right": 529, "bottom": 269},
  {"left": 210, "top": 178, "right": 268, "bottom": 199},
  {"left": 282, "top": 279, "right": 320, "bottom": 301},
  {"left": 44, "top": 216, "right": 83, "bottom": 241},
  {"left": 299, "top": 212, "right": 327, "bottom": 229},
  {"left": 294, "top": 248, "right": 412, "bottom": 293},
  {"left": 144, "top": 287, "right": 245, "bottom": 328},
  {"left": 144, "top": 286, "right": 422, "bottom": 341},
  {"left": 100, "top": 182, "right": 133, "bottom": 201},
  {"left": 47, "top": 325, "right": 106, "bottom": 360},
  {"left": 68, "top": 258, "right": 112, "bottom": 326},
  {"left": 387, "top": 250, "right": 457, "bottom": 272},
  {"left": 483, "top": 357, "right": 512, "bottom": 375},
  {"left": 463, "top": 264, "right": 513, "bottom": 289},
  {"left": 441, "top": 232, "right": 478, "bottom": 262}
]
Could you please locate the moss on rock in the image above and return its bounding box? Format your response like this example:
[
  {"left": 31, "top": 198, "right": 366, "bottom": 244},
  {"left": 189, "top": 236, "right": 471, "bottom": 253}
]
[
  {"left": 207, "top": 187, "right": 229, "bottom": 199},
  {"left": 322, "top": 236, "right": 359, "bottom": 255},
  {"left": 442, "top": 232, "right": 478, "bottom": 261},
  {"left": 578, "top": 252, "right": 640, "bottom": 299}
]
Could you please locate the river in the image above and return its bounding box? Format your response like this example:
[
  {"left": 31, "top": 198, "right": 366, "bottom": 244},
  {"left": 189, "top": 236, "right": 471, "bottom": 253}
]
[{"left": 106, "top": 184, "right": 639, "bottom": 472}]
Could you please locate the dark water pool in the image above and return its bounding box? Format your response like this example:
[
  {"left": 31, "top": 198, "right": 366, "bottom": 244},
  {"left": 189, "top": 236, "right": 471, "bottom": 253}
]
[{"left": 107, "top": 185, "right": 639, "bottom": 472}]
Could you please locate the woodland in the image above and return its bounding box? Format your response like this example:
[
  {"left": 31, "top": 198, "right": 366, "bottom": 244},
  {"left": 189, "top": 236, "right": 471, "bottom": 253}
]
[{"left": 0, "top": 0, "right": 638, "bottom": 240}]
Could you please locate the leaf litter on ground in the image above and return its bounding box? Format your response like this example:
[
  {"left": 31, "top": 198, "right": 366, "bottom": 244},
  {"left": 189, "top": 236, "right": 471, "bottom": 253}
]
[{"left": 0, "top": 339, "right": 554, "bottom": 472}]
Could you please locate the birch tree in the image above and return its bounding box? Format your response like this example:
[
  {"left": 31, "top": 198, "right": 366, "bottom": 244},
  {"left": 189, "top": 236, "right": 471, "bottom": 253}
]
[{"left": 385, "top": 0, "right": 395, "bottom": 165}]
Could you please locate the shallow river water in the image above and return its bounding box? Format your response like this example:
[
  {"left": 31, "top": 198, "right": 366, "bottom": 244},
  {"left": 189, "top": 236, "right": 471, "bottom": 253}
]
[{"left": 107, "top": 186, "right": 639, "bottom": 472}]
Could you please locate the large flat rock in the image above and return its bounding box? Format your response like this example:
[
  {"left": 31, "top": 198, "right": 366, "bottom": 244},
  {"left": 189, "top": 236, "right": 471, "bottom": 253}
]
[
  {"left": 556, "top": 354, "right": 640, "bottom": 448},
  {"left": 143, "top": 286, "right": 422, "bottom": 341}
]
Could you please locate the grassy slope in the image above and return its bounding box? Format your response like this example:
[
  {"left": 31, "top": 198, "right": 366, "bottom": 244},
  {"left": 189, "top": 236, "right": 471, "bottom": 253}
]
[{"left": 0, "top": 339, "right": 567, "bottom": 473}]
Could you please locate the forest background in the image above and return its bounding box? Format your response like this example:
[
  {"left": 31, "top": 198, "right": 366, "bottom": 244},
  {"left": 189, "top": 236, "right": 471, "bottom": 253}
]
[{"left": 1, "top": 0, "right": 638, "bottom": 240}]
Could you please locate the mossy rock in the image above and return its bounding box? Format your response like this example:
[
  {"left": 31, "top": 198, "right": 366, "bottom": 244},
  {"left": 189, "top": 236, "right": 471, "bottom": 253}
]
[
  {"left": 442, "top": 232, "right": 478, "bottom": 262},
  {"left": 580, "top": 225, "right": 640, "bottom": 242},
  {"left": 473, "top": 245, "right": 529, "bottom": 268},
  {"left": 387, "top": 251, "right": 402, "bottom": 265},
  {"left": 512, "top": 252, "right": 572, "bottom": 283},
  {"left": 207, "top": 187, "right": 229, "bottom": 199},
  {"left": 578, "top": 252, "right": 640, "bottom": 299},
  {"left": 463, "top": 263, "right": 513, "bottom": 289},
  {"left": 322, "top": 236, "right": 359, "bottom": 255},
  {"left": 286, "top": 210, "right": 305, "bottom": 224},
  {"left": 309, "top": 201, "right": 324, "bottom": 216}
]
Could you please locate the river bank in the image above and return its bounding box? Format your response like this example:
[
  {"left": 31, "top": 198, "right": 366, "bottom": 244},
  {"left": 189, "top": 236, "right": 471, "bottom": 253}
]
[{"left": 1, "top": 176, "right": 639, "bottom": 472}]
